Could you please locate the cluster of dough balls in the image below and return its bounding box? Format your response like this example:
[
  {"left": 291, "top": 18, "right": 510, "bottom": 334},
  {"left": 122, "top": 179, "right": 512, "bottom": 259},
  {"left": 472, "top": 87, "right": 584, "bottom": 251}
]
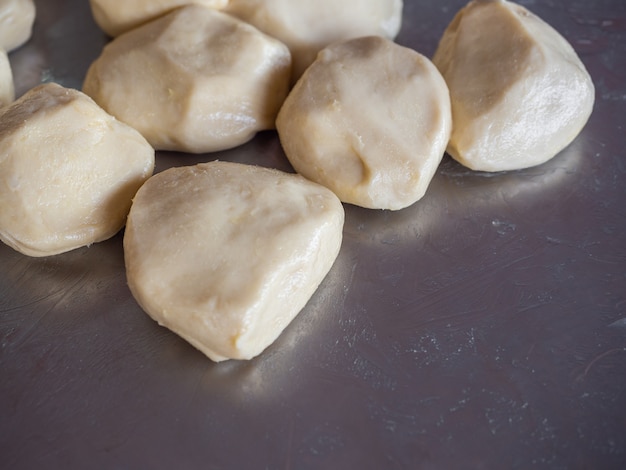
[
  {"left": 83, "top": 0, "right": 405, "bottom": 154},
  {"left": 1, "top": 1, "right": 155, "bottom": 258},
  {"left": 1, "top": 0, "right": 595, "bottom": 362}
]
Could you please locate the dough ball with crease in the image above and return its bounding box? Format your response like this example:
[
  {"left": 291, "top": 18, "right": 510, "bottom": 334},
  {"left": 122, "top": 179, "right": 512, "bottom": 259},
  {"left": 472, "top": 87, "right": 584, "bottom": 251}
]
[
  {"left": 276, "top": 36, "right": 452, "bottom": 211},
  {"left": 0, "top": 83, "right": 155, "bottom": 257},
  {"left": 225, "top": 0, "right": 403, "bottom": 82},
  {"left": 0, "top": 0, "right": 35, "bottom": 52},
  {"left": 83, "top": 5, "right": 291, "bottom": 153},
  {"left": 0, "top": 49, "right": 14, "bottom": 107},
  {"left": 124, "top": 161, "right": 344, "bottom": 362},
  {"left": 432, "top": 0, "right": 595, "bottom": 172},
  {"left": 89, "top": 0, "right": 229, "bottom": 37}
]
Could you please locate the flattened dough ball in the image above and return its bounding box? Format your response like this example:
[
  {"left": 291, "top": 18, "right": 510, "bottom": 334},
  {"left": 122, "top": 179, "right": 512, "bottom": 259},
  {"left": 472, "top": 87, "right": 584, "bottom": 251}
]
[
  {"left": 276, "top": 36, "right": 452, "bottom": 211},
  {"left": 0, "top": 83, "right": 155, "bottom": 257},
  {"left": 0, "top": 49, "right": 14, "bottom": 107},
  {"left": 124, "top": 161, "right": 344, "bottom": 362},
  {"left": 83, "top": 5, "right": 291, "bottom": 153},
  {"left": 89, "top": 0, "right": 229, "bottom": 37},
  {"left": 0, "top": 0, "right": 35, "bottom": 52},
  {"left": 432, "top": 0, "right": 595, "bottom": 172},
  {"left": 226, "top": 0, "right": 403, "bottom": 81}
]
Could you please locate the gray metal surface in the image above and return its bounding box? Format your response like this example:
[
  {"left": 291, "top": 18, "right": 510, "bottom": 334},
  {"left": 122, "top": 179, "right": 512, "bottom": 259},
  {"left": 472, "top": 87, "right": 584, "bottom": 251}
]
[{"left": 2, "top": 0, "right": 625, "bottom": 468}]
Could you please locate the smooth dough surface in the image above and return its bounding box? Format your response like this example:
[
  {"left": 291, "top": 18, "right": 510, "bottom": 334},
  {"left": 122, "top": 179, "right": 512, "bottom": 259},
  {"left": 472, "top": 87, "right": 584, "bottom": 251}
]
[
  {"left": 124, "top": 161, "right": 344, "bottom": 362},
  {"left": 432, "top": 0, "right": 595, "bottom": 172},
  {"left": 276, "top": 36, "right": 451, "bottom": 211},
  {"left": 0, "top": 0, "right": 35, "bottom": 52},
  {"left": 0, "top": 49, "right": 14, "bottom": 107},
  {"left": 89, "top": 0, "right": 229, "bottom": 37},
  {"left": 83, "top": 5, "right": 291, "bottom": 153},
  {"left": 226, "top": 0, "right": 403, "bottom": 81},
  {"left": 0, "top": 83, "right": 155, "bottom": 257}
]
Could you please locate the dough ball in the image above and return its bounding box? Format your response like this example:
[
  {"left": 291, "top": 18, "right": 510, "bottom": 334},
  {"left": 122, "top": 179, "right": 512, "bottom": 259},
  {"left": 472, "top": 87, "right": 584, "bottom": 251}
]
[
  {"left": 0, "top": 83, "right": 155, "bottom": 257},
  {"left": 432, "top": 0, "right": 595, "bottom": 172},
  {"left": 0, "top": 49, "right": 14, "bottom": 107},
  {"left": 276, "top": 36, "right": 451, "bottom": 211},
  {"left": 83, "top": 5, "right": 291, "bottom": 153},
  {"left": 225, "top": 0, "right": 403, "bottom": 82},
  {"left": 89, "top": 0, "right": 229, "bottom": 37},
  {"left": 124, "top": 161, "right": 344, "bottom": 362},
  {"left": 0, "top": 0, "right": 35, "bottom": 52}
]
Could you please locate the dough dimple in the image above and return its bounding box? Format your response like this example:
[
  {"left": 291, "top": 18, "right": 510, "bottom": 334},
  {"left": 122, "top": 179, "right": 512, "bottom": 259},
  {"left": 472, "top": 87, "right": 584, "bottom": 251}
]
[
  {"left": 276, "top": 35, "right": 451, "bottom": 211},
  {"left": 0, "top": 83, "right": 155, "bottom": 257},
  {"left": 124, "top": 161, "right": 344, "bottom": 362},
  {"left": 83, "top": 5, "right": 291, "bottom": 153},
  {"left": 432, "top": 0, "right": 595, "bottom": 172}
]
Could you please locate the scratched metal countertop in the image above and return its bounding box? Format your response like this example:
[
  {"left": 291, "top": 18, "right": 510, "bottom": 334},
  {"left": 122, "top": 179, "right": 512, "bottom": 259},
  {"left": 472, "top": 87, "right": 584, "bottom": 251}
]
[{"left": 2, "top": 0, "right": 625, "bottom": 468}]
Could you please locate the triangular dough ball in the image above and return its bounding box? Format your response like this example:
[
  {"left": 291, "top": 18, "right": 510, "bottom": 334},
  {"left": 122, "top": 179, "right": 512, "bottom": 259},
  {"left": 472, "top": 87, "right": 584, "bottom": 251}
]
[
  {"left": 433, "top": 0, "right": 594, "bottom": 172},
  {"left": 83, "top": 5, "right": 291, "bottom": 153},
  {"left": 277, "top": 36, "right": 451, "bottom": 211},
  {"left": 0, "top": 83, "right": 154, "bottom": 257},
  {"left": 124, "top": 161, "right": 344, "bottom": 361}
]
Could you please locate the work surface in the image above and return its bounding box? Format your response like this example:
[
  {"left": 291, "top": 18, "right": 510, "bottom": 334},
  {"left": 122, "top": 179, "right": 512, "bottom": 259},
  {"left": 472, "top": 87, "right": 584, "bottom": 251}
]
[{"left": 2, "top": 0, "right": 625, "bottom": 468}]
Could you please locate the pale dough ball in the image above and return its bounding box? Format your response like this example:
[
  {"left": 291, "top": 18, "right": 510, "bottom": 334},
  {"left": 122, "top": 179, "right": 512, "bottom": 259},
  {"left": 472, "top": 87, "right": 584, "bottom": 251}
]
[
  {"left": 124, "top": 161, "right": 344, "bottom": 362},
  {"left": 89, "top": 0, "right": 229, "bottom": 37},
  {"left": 432, "top": 0, "right": 595, "bottom": 172},
  {"left": 0, "top": 0, "right": 35, "bottom": 52},
  {"left": 0, "top": 49, "right": 14, "bottom": 107},
  {"left": 83, "top": 5, "right": 291, "bottom": 153},
  {"left": 0, "top": 83, "right": 155, "bottom": 257},
  {"left": 225, "top": 0, "right": 403, "bottom": 81},
  {"left": 276, "top": 36, "right": 452, "bottom": 211}
]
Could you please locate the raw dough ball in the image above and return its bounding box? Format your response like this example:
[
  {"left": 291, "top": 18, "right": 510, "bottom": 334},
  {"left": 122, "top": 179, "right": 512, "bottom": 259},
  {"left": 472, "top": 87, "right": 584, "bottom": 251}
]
[
  {"left": 83, "top": 5, "right": 291, "bottom": 153},
  {"left": 0, "top": 49, "right": 14, "bottom": 107},
  {"left": 124, "top": 161, "right": 344, "bottom": 362},
  {"left": 276, "top": 36, "right": 452, "bottom": 211},
  {"left": 0, "top": 83, "right": 155, "bottom": 257},
  {"left": 89, "top": 0, "right": 229, "bottom": 37},
  {"left": 225, "top": 0, "right": 403, "bottom": 81},
  {"left": 0, "top": 0, "right": 35, "bottom": 52},
  {"left": 432, "top": 0, "right": 595, "bottom": 172}
]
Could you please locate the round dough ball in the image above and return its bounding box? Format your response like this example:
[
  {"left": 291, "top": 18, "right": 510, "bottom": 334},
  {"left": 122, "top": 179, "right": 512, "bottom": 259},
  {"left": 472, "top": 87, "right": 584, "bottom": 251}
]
[
  {"left": 225, "top": 0, "right": 403, "bottom": 81},
  {"left": 276, "top": 36, "right": 452, "bottom": 211},
  {"left": 124, "top": 161, "right": 344, "bottom": 362},
  {"left": 0, "top": 0, "right": 35, "bottom": 52},
  {"left": 89, "top": 0, "right": 229, "bottom": 37},
  {"left": 0, "top": 49, "right": 14, "bottom": 107},
  {"left": 432, "top": 0, "right": 595, "bottom": 172},
  {"left": 0, "top": 83, "right": 155, "bottom": 257},
  {"left": 83, "top": 5, "right": 291, "bottom": 153}
]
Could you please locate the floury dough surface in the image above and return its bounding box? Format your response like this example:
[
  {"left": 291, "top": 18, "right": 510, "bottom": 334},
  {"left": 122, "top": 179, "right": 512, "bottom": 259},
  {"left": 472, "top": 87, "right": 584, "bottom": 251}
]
[
  {"left": 0, "top": 0, "right": 36, "bottom": 52},
  {"left": 276, "top": 36, "right": 451, "bottom": 211},
  {"left": 432, "top": 0, "right": 595, "bottom": 172},
  {"left": 225, "top": 0, "right": 403, "bottom": 81},
  {"left": 124, "top": 161, "right": 345, "bottom": 362},
  {"left": 0, "top": 83, "right": 155, "bottom": 257},
  {"left": 0, "top": 49, "right": 14, "bottom": 107},
  {"left": 83, "top": 5, "right": 291, "bottom": 153},
  {"left": 89, "top": 0, "right": 229, "bottom": 37}
]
